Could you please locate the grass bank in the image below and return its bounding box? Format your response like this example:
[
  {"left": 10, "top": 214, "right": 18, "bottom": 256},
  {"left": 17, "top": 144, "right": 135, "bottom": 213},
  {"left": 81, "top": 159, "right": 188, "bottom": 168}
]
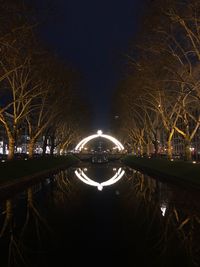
[
  {"left": 122, "top": 155, "right": 200, "bottom": 189},
  {"left": 0, "top": 155, "right": 79, "bottom": 186}
]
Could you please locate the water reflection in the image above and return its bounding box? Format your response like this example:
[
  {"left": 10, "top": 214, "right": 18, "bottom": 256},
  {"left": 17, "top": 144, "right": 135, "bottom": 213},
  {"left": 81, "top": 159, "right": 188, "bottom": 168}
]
[
  {"left": 0, "top": 165, "right": 200, "bottom": 266},
  {"left": 0, "top": 187, "right": 53, "bottom": 266},
  {"left": 0, "top": 170, "right": 80, "bottom": 267},
  {"left": 74, "top": 166, "right": 125, "bottom": 191},
  {"left": 124, "top": 168, "right": 200, "bottom": 266}
]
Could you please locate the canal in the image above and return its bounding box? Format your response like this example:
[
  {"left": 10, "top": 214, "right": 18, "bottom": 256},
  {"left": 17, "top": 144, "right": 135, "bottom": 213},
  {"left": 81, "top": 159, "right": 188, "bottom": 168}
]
[{"left": 0, "top": 162, "right": 200, "bottom": 267}]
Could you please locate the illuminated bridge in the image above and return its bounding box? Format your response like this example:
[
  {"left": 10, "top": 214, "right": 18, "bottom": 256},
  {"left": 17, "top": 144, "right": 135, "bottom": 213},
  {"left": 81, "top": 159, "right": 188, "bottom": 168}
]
[{"left": 72, "top": 130, "right": 126, "bottom": 162}]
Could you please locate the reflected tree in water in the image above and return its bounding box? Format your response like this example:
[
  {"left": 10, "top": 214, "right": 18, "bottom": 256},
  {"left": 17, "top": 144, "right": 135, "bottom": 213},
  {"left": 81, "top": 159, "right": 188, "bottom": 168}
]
[
  {"left": 0, "top": 186, "right": 54, "bottom": 266},
  {"left": 53, "top": 170, "right": 83, "bottom": 208},
  {"left": 0, "top": 199, "right": 27, "bottom": 266},
  {"left": 19, "top": 187, "right": 53, "bottom": 245},
  {"left": 124, "top": 168, "right": 200, "bottom": 267},
  {"left": 160, "top": 190, "right": 200, "bottom": 266},
  {"left": 0, "top": 170, "right": 81, "bottom": 266},
  {"left": 0, "top": 200, "right": 13, "bottom": 238}
]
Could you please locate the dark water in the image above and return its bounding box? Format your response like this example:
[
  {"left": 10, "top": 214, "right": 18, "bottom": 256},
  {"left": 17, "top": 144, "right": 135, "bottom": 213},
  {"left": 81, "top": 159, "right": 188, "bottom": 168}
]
[{"left": 0, "top": 162, "right": 200, "bottom": 267}]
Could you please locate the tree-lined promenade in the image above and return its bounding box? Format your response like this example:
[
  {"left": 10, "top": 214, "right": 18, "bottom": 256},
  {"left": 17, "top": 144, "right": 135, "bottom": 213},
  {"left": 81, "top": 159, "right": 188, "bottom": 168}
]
[
  {"left": 113, "top": 0, "right": 200, "bottom": 162},
  {"left": 0, "top": 1, "right": 91, "bottom": 161}
]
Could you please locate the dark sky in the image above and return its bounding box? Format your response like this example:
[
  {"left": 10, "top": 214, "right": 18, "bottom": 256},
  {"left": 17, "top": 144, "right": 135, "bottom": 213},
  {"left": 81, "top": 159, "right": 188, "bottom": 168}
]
[{"left": 31, "top": 0, "right": 146, "bottom": 131}]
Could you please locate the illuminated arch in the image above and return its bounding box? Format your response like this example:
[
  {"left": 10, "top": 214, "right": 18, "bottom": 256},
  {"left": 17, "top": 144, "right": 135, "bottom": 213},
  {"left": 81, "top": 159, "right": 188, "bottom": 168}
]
[
  {"left": 75, "top": 167, "right": 125, "bottom": 191},
  {"left": 75, "top": 130, "right": 124, "bottom": 151}
]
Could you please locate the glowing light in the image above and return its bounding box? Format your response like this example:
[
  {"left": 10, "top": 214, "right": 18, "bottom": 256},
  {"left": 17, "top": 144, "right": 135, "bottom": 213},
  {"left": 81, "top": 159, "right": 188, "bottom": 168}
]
[
  {"left": 98, "top": 184, "right": 103, "bottom": 191},
  {"left": 160, "top": 204, "right": 167, "bottom": 216},
  {"left": 75, "top": 131, "right": 124, "bottom": 151},
  {"left": 192, "top": 161, "right": 196, "bottom": 164},
  {"left": 74, "top": 167, "right": 125, "bottom": 191},
  {"left": 97, "top": 130, "right": 103, "bottom": 135}
]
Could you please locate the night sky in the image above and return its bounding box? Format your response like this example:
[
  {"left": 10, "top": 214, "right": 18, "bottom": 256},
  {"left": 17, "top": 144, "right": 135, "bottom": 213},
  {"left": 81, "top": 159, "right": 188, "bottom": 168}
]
[{"left": 31, "top": 0, "right": 146, "bottom": 131}]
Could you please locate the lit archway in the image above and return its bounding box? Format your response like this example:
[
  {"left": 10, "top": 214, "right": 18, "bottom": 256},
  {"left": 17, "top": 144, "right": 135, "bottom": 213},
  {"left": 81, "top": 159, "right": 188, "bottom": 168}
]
[
  {"left": 75, "top": 167, "right": 125, "bottom": 191},
  {"left": 75, "top": 130, "right": 124, "bottom": 151}
]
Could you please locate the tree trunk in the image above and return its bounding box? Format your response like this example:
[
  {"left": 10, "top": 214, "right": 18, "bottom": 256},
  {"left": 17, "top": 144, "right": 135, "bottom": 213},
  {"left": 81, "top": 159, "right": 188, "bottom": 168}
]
[
  {"left": 146, "top": 142, "right": 150, "bottom": 156},
  {"left": 139, "top": 139, "right": 143, "bottom": 156},
  {"left": 167, "top": 129, "right": 174, "bottom": 160},
  {"left": 132, "top": 144, "right": 136, "bottom": 154},
  {"left": 42, "top": 135, "right": 48, "bottom": 156},
  {"left": 7, "top": 136, "right": 15, "bottom": 160},
  {"left": 28, "top": 140, "right": 35, "bottom": 158},
  {"left": 153, "top": 140, "right": 159, "bottom": 157},
  {"left": 184, "top": 138, "right": 192, "bottom": 161},
  {"left": 60, "top": 139, "right": 70, "bottom": 155},
  {"left": 59, "top": 146, "right": 64, "bottom": 155},
  {"left": 50, "top": 135, "right": 55, "bottom": 156},
  {"left": 57, "top": 147, "right": 61, "bottom": 155},
  {"left": 167, "top": 139, "right": 172, "bottom": 160}
]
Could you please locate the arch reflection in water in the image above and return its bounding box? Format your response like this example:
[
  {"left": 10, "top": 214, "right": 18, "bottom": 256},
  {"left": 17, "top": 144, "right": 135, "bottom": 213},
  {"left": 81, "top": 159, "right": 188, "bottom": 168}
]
[{"left": 74, "top": 167, "right": 125, "bottom": 191}]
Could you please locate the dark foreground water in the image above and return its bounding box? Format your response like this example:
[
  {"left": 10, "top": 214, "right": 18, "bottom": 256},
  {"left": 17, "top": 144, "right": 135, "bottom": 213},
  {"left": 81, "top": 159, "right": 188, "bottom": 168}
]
[{"left": 0, "top": 162, "right": 200, "bottom": 267}]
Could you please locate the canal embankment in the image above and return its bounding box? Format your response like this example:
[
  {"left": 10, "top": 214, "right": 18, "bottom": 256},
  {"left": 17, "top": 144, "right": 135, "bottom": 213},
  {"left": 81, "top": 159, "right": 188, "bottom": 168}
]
[
  {"left": 122, "top": 155, "right": 200, "bottom": 190},
  {"left": 0, "top": 155, "right": 79, "bottom": 199}
]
